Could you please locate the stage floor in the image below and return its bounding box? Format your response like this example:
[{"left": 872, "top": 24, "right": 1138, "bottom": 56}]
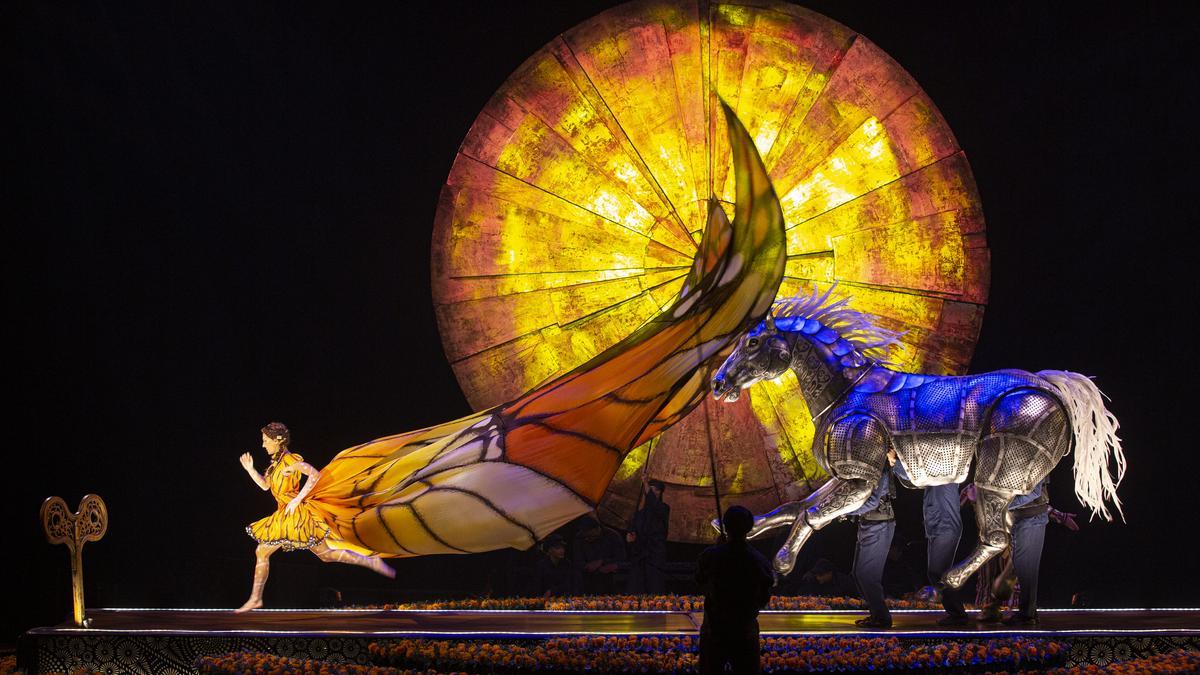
[
  {"left": 21, "top": 607, "right": 1200, "bottom": 673},
  {"left": 29, "top": 606, "right": 1200, "bottom": 637}
]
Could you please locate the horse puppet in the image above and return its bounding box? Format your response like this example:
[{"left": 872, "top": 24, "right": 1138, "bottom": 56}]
[{"left": 710, "top": 285, "right": 1125, "bottom": 589}]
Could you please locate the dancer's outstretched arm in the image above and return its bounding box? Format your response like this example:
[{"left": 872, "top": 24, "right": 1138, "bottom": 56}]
[
  {"left": 240, "top": 453, "right": 269, "bottom": 490},
  {"left": 283, "top": 462, "right": 320, "bottom": 514}
]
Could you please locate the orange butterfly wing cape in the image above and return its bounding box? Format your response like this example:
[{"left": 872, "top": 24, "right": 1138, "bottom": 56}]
[{"left": 307, "top": 104, "right": 786, "bottom": 556}]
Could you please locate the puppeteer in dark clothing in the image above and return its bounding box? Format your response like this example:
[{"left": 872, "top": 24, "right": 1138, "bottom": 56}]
[
  {"left": 537, "top": 534, "right": 577, "bottom": 597},
  {"left": 627, "top": 480, "right": 670, "bottom": 594},
  {"left": 573, "top": 516, "right": 626, "bottom": 595},
  {"left": 784, "top": 557, "right": 859, "bottom": 598},
  {"left": 696, "top": 505, "right": 774, "bottom": 675}
]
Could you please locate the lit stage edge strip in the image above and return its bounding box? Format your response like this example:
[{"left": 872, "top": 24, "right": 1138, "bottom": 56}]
[
  {"left": 91, "top": 607, "right": 679, "bottom": 614},
  {"left": 29, "top": 628, "right": 1200, "bottom": 638},
  {"left": 91, "top": 607, "right": 1200, "bottom": 613},
  {"left": 26, "top": 607, "right": 1198, "bottom": 639}
]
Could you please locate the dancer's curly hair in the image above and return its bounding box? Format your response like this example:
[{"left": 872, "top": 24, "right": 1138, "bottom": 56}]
[{"left": 261, "top": 422, "right": 291, "bottom": 448}]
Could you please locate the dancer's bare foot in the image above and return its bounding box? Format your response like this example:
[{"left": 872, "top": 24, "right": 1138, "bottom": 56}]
[
  {"left": 372, "top": 557, "right": 397, "bottom": 579},
  {"left": 235, "top": 599, "right": 262, "bottom": 613}
]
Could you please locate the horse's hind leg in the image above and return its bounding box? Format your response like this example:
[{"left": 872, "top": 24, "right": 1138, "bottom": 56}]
[
  {"left": 942, "top": 389, "right": 1067, "bottom": 589},
  {"left": 942, "top": 486, "right": 1012, "bottom": 589}
]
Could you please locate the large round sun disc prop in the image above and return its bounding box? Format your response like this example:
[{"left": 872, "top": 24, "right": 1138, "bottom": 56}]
[{"left": 432, "top": 0, "right": 988, "bottom": 542}]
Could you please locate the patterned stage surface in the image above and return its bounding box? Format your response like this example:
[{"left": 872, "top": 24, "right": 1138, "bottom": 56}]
[{"left": 20, "top": 608, "right": 1200, "bottom": 672}]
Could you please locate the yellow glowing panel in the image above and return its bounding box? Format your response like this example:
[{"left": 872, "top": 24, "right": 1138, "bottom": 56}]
[
  {"left": 450, "top": 331, "right": 564, "bottom": 410},
  {"left": 546, "top": 291, "right": 663, "bottom": 355},
  {"left": 832, "top": 211, "right": 967, "bottom": 295},
  {"left": 646, "top": 276, "right": 688, "bottom": 311},
  {"left": 778, "top": 116, "right": 902, "bottom": 224},
  {"left": 432, "top": 0, "right": 989, "bottom": 542},
  {"left": 784, "top": 253, "right": 835, "bottom": 284},
  {"left": 784, "top": 154, "right": 982, "bottom": 254},
  {"left": 504, "top": 47, "right": 685, "bottom": 231},
  {"left": 752, "top": 371, "right": 823, "bottom": 497}
]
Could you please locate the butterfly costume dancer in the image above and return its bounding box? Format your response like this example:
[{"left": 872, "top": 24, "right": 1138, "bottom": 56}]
[{"left": 235, "top": 104, "right": 787, "bottom": 610}]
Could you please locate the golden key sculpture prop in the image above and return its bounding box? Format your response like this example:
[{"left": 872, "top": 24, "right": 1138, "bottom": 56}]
[{"left": 41, "top": 494, "right": 108, "bottom": 627}]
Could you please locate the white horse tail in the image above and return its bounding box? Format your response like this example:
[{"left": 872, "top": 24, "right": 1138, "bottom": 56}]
[{"left": 1037, "top": 370, "right": 1126, "bottom": 522}]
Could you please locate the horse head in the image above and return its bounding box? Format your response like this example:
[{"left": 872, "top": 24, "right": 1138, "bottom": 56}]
[
  {"left": 712, "top": 285, "right": 905, "bottom": 412},
  {"left": 711, "top": 314, "right": 793, "bottom": 403}
]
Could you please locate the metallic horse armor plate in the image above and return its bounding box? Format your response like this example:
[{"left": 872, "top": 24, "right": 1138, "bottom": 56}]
[
  {"left": 711, "top": 286, "right": 1124, "bottom": 589},
  {"left": 821, "top": 370, "right": 1067, "bottom": 490}
]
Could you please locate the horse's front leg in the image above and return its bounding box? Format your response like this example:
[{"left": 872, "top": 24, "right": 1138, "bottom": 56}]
[
  {"left": 710, "top": 499, "right": 802, "bottom": 540},
  {"left": 744, "top": 500, "right": 805, "bottom": 539},
  {"left": 722, "top": 477, "right": 840, "bottom": 540},
  {"left": 773, "top": 476, "right": 875, "bottom": 574},
  {"left": 772, "top": 413, "right": 891, "bottom": 575}
]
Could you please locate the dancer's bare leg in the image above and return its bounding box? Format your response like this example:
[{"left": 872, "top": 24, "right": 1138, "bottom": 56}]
[
  {"left": 311, "top": 541, "right": 396, "bottom": 578},
  {"left": 236, "top": 543, "right": 279, "bottom": 613}
]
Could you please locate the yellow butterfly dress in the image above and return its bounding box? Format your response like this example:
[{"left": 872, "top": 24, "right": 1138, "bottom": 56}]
[{"left": 245, "top": 452, "right": 334, "bottom": 551}]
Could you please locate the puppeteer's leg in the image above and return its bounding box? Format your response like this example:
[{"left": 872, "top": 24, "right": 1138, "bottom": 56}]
[
  {"left": 991, "top": 550, "right": 1018, "bottom": 609},
  {"left": 311, "top": 541, "right": 397, "bottom": 578},
  {"left": 236, "top": 543, "right": 279, "bottom": 613},
  {"left": 1010, "top": 511, "right": 1048, "bottom": 621},
  {"left": 924, "top": 483, "right": 967, "bottom": 619},
  {"left": 977, "top": 549, "right": 1015, "bottom": 622},
  {"left": 853, "top": 518, "right": 896, "bottom": 626}
]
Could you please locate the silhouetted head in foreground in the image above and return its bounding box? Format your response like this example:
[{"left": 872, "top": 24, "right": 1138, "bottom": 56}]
[
  {"left": 543, "top": 534, "right": 566, "bottom": 562},
  {"left": 722, "top": 505, "right": 754, "bottom": 542}
]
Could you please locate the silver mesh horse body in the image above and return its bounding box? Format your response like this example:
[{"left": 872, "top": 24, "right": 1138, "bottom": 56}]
[{"left": 822, "top": 369, "right": 1068, "bottom": 492}]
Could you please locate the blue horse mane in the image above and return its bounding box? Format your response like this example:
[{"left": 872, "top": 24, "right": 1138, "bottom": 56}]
[{"left": 761, "top": 284, "right": 903, "bottom": 364}]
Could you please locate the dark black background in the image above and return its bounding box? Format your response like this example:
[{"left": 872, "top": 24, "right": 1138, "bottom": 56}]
[{"left": 8, "top": 1, "right": 1198, "bottom": 644}]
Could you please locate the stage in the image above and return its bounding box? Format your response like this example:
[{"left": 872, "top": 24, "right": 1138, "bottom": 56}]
[{"left": 19, "top": 607, "right": 1200, "bottom": 672}]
